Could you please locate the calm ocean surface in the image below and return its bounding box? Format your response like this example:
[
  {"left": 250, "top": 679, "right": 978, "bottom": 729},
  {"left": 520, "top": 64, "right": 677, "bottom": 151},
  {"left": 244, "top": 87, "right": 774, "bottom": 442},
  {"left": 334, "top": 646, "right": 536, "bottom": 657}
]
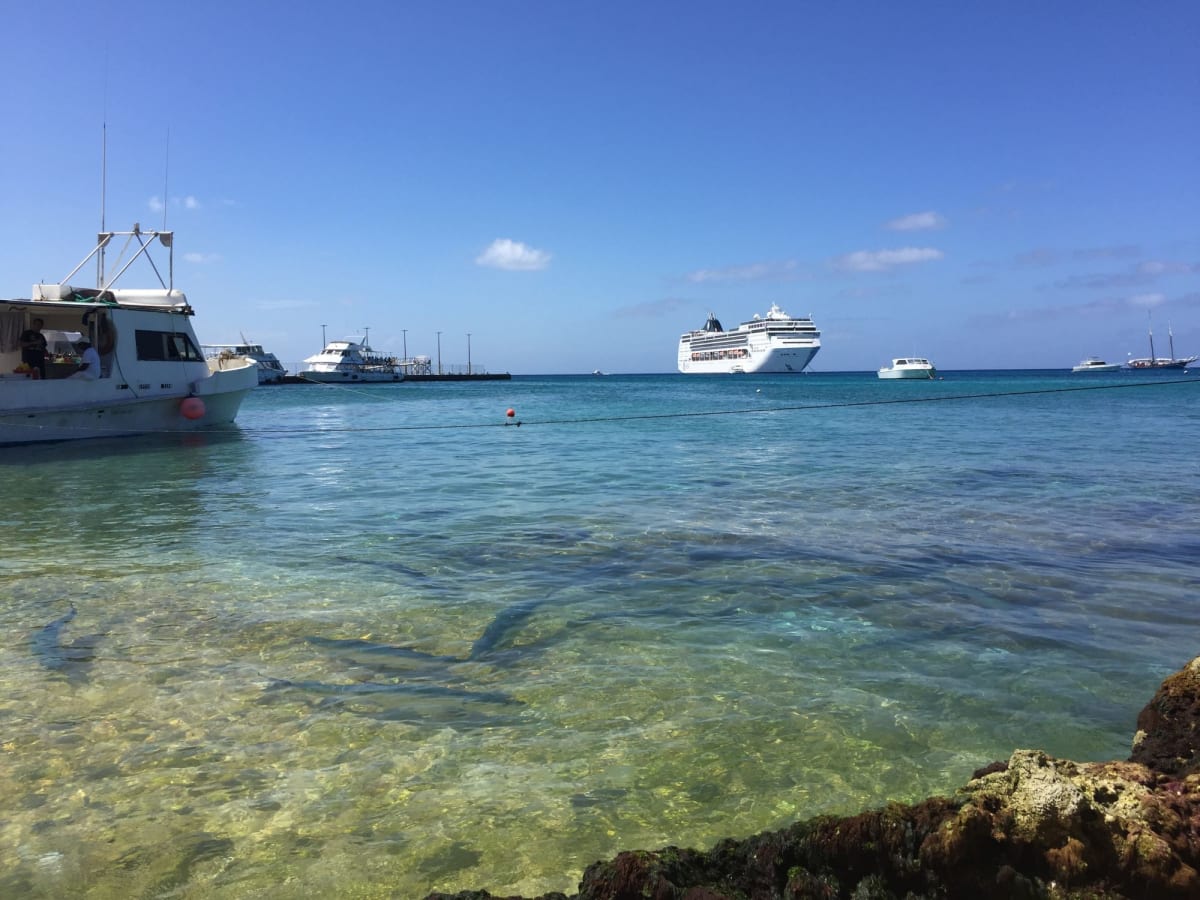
[{"left": 2, "top": 370, "right": 1198, "bottom": 898}]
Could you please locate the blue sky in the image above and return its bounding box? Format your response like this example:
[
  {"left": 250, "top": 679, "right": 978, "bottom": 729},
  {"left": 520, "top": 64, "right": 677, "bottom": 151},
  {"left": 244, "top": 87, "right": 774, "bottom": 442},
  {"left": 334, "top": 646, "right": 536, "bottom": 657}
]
[{"left": 2, "top": 2, "right": 1197, "bottom": 374}]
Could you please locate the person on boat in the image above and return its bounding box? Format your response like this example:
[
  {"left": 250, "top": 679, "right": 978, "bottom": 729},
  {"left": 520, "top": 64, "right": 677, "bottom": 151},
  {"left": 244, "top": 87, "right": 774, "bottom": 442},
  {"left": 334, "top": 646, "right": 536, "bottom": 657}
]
[
  {"left": 20, "top": 317, "right": 48, "bottom": 379},
  {"left": 69, "top": 336, "right": 102, "bottom": 380}
]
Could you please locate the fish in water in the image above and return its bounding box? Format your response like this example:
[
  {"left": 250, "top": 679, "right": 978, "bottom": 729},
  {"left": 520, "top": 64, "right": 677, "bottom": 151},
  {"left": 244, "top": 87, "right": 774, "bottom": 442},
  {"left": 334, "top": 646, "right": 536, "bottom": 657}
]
[
  {"left": 468, "top": 596, "right": 551, "bottom": 661},
  {"left": 297, "top": 594, "right": 569, "bottom": 726},
  {"left": 331, "top": 555, "right": 428, "bottom": 580},
  {"left": 305, "top": 636, "right": 462, "bottom": 673},
  {"left": 265, "top": 677, "right": 525, "bottom": 728},
  {"left": 31, "top": 604, "right": 101, "bottom": 677},
  {"left": 265, "top": 677, "right": 516, "bottom": 703}
]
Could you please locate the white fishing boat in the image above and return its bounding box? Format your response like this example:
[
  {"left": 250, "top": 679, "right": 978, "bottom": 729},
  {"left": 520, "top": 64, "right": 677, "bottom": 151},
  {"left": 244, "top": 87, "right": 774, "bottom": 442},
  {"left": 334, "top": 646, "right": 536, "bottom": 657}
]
[
  {"left": 300, "top": 335, "right": 404, "bottom": 382},
  {"left": 0, "top": 226, "right": 258, "bottom": 446},
  {"left": 1125, "top": 320, "right": 1197, "bottom": 371},
  {"left": 1071, "top": 357, "right": 1122, "bottom": 373},
  {"left": 202, "top": 341, "right": 288, "bottom": 384},
  {"left": 677, "top": 304, "right": 821, "bottom": 374},
  {"left": 877, "top": 357, "right": 936, "bottom": 379}
]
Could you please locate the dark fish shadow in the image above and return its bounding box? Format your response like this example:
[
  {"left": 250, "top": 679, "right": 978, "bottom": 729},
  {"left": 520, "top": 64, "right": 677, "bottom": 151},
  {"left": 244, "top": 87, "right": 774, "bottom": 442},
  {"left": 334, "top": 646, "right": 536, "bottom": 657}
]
[
  {"left": 292, "top": 594, "right": 571, "bottom": 728},
  {"left": 263, "top": 676, "right": 526, "bottom": 729},
  {"left": 330, "top": 555, "right": 429, "bottom": 580},
  {"left": 31, "top": 604, "right": 103, "bottom": 682}
]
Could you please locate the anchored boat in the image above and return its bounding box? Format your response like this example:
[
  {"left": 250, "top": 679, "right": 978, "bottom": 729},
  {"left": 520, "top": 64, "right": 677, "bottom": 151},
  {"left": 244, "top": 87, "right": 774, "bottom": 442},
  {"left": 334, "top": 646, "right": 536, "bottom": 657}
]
[
  {"left": 300, "top": 335, "right": 404, "bottom": 382},
  {"left": 1126, "top": 320, "right": 1197, "bottom": 371},
  {"left": 877, "top": 357, "right": 936, "bottom": 380},
  {"left": 203, "top": 341, "right": 289, "bottom": 384},
  {"left": 677, "top": 304, "right": 821, "bottom": 374},
  {"left": 0, "top": 226, "right": 258, "bottom": 445}
]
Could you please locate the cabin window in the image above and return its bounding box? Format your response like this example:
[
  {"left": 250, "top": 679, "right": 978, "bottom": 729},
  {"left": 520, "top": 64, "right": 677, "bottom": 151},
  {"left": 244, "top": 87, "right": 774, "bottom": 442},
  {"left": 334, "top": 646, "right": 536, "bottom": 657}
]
[{"left": 135, "top": 330, "right": 204, "bottom": 362}]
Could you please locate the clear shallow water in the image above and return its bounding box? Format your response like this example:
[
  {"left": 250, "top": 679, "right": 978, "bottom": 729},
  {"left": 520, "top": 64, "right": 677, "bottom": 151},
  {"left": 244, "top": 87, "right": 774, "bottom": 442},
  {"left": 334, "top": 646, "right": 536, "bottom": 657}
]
[{"left": 2, "top": 370, "right": 1198, "bottom": 898}]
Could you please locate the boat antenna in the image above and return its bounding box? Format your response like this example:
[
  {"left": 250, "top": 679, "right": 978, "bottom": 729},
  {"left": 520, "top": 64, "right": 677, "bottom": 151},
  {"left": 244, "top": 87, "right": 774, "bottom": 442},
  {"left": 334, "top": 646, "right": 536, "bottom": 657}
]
[
  {"left": 162, "top": 127, "right": 170, "bottom": 231},
  {"left": 98, "top": 120, "right": 107, "bottom": 288},
  {"left": 98, "top": 46, "right": 109, "bottom": 289}
]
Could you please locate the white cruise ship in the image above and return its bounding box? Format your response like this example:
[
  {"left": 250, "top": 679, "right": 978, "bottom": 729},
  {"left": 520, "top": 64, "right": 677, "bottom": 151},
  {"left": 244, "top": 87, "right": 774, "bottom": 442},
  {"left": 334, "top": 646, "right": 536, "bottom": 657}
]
[{"left": 677, "top": 304, "right": 821, "bottom": 374}]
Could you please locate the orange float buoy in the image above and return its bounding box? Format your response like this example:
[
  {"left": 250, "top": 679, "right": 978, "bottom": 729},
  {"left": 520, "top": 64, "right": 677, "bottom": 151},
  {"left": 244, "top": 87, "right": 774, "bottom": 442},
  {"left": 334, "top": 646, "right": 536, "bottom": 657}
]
[
  {"left": 506, "top": 408, "right": 515, "bottom": 418},
  {"left": 180, "top": 396, "right": 206, "bottom": 420}
]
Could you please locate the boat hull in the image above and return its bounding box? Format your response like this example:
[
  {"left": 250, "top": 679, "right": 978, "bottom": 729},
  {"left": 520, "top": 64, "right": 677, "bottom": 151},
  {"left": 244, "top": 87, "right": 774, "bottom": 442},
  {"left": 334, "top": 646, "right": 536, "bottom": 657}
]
[
  {"left": 300, "top": 369, "right": 404, "bottom": 383},
  {"left": 679, "top": 345, "right": 819, "bottom": 374},
  {"left": 0, "top": 362, "right": 257, "bottom": 445},
  {"left": 878, "top": 368, "right": 935, "bottom": 379},
  {"left": 1125, "top": 359, "right": 1196, "bottom": 371}
]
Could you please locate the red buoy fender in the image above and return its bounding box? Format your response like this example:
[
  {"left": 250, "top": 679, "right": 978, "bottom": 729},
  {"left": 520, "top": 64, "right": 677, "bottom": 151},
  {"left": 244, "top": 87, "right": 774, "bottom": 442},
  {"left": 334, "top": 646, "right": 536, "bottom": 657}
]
[{"left": 180, "top": 396, "right": 206, "bottom": 420}]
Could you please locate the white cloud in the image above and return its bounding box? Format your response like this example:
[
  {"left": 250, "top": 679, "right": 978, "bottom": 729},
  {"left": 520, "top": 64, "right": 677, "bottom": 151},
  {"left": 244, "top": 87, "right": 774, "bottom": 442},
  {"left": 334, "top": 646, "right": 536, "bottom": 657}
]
[
  {"left": 183, "top": 252, "right": 220, "bottom": 264},
  {"left": 685, "top": 260, "right": 798, "bottom": 283},
  {"left": 833, "top": 247, "right": 944, "bottom": 272},
  {"left": 475, "top": 238, "right": 551, "bottom": 271},
  {"left": 147, "top": 195, "right": 201, "bottom": 213},
  {"left": 1129, "top": 293, "right": 1165, "bottom": 308},
  {"left": 885, "top": 211, "right": 946, "bottom": 231},
  {"left": 1138, "top": 259, "right": 1199, "bottom": 276}
]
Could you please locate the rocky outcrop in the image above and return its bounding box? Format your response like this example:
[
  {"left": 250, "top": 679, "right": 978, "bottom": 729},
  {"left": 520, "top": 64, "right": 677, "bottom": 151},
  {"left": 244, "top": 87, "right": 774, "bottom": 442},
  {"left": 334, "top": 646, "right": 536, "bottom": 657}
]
[{"left": 426, "top": 657, "right": 1200, "bottom": 900}]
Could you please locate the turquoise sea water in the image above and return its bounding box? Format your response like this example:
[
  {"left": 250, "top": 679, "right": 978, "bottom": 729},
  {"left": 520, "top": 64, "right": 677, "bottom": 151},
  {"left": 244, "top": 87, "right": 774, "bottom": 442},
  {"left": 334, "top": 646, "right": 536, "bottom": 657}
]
[{"left": 2, "top": 370, "right": 1198, "bottom": 898}]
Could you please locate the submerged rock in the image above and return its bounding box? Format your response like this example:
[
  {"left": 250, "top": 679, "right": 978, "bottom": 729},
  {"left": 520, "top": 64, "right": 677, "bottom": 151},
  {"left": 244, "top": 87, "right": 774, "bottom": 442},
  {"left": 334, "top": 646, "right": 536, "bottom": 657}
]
[{"left": 425, "top": 656, "right": 1200, "bottom": 900}]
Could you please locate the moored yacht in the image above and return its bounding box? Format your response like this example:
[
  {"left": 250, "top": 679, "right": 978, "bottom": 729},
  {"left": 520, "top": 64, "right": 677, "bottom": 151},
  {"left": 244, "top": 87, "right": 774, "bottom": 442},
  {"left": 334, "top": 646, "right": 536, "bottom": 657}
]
[
  {"left": 1125, "top": 321, "right": 1197, "bottom": 371},
  {"left": 203, "top": 342, "right": 288, "bottom": 384},
  {"left": 678, "top": 304, "right": 821, "bottom": 374},
  {"left": 0, "top": 226, "right": 258, "bottom": 445},
  {"left": 301, "top": 336, "right": 404, "bottom": 382},
  {"left": 877, "top": 357, "right": 936, "bottom": 379},
  {"left": 1071, "top": 357, "right": 1121, "bottom": 373}
]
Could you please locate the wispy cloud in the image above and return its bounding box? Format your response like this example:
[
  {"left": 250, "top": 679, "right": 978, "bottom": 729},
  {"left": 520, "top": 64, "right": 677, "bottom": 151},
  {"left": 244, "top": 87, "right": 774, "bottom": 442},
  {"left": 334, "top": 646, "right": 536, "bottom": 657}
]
[
  {"left": 183, "top": 252, "right": 220, "bottom": 264},
  {"left": 1015, "top": 248, "right": 1062, "bottom": 267},
  {"left": 1047, "top": 272, "right": 1151, "bottom": 290},
  {"left": 1138, "top": 259, "right": 1200, "bottom": 276},
  {"left": 148, "top": 195, "right": 201, "bottom": 213},
  {"left": 1016, "top": 245, "right": 1141, "bottom": 268},
  {"left": 832, "top": 247, "right": 944, "bottom": 272},
  {"left": 885, "top": 211, "right": 946, "bottom": 231},
  {"left": 684, "top": 260, "right": 799, "bottom": 284},
  {"left": 1128, "top": 292, "right": 1166, "bottom": 308},
  {"left": 475, "top": 238, "right": 551, "bottom": 271}
]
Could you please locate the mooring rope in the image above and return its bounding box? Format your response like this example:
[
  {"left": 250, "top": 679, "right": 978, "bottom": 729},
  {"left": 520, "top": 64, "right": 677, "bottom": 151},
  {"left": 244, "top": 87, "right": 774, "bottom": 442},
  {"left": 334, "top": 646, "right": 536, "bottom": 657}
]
[
  {"left": 2, "top": 375, "right": 1195, "bottom": 441},
  {"left": 239, "top": 374, "right": 1199, "bottom": 435}
]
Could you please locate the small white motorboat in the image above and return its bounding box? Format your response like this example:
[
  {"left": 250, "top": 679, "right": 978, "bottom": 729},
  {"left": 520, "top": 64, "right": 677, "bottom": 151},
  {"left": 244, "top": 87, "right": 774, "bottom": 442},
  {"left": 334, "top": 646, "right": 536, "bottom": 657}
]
[
  {"left": 877, "top": 358, "right": 936, "bottom": 379},
  {"left": 1071, "top": 357, "right": 1122, "bottom": 373}
]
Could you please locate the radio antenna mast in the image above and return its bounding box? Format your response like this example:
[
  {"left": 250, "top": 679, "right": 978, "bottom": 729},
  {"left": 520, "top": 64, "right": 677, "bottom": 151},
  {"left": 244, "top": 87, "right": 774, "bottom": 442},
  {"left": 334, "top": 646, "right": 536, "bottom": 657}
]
[
  {"left": 97, "top": 121, "right": 108, "bottom": 289},
  {"left": 98, "top": 48, "right": 109, "bottom": 289},
  {"left": 162, "top": 127, "right": 170, "bottom": 230}
]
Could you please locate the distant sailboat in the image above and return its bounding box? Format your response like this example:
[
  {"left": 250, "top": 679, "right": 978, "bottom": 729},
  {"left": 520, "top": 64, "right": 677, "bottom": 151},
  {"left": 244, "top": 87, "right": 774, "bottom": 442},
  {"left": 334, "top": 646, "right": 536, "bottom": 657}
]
[{"left": 1126, "top": 317, "right": 1197, "bottom": 370}]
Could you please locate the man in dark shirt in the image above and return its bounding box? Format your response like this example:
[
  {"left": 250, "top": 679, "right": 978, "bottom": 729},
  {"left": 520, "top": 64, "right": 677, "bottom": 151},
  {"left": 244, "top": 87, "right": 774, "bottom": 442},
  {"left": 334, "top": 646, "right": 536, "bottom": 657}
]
[{"left": 20, "top": 317, "right": 48, "bottom": 378}]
